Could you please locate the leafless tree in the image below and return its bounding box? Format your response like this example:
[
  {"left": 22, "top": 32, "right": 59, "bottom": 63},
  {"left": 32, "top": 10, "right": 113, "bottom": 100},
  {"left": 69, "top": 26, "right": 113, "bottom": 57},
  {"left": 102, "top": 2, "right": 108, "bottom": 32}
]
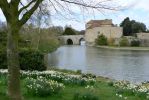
[{"left": 29, "top": 1, "right": 51, "bottom": 50}]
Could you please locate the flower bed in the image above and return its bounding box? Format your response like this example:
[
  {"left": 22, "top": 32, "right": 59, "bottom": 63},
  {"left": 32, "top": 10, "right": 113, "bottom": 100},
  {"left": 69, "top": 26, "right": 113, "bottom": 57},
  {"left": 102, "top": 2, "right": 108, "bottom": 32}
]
[
  {"left": 25, "top": 76, "right": 64, "bottom": 96},
  {"left": 0, "top": 69, "right": 96, "bottom": 86},
  {"left": 113, "top": 80, "right": 149, "bottom": 99}
]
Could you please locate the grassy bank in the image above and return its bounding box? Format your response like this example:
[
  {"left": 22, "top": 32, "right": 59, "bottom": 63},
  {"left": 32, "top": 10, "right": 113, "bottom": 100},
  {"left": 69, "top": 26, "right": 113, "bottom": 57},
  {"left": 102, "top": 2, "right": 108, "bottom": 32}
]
[
  {"left": 96, "top": 46, "right": 149, "bottom": 51},
  {"left": 0, "top": 69, "right": 148, "bottom": 100}
]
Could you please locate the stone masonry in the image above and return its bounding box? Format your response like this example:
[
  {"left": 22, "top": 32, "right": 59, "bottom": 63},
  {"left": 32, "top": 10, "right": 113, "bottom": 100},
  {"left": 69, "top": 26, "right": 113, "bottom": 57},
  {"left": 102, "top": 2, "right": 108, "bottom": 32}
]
[{"left": 85, "top": 19, "right": 123, "bottom": 45}]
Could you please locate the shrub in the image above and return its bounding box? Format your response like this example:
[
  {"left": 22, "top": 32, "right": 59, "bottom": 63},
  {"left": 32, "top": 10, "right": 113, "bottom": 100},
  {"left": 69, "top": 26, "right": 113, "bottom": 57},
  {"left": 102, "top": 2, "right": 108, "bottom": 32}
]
[
  {"left": 62, "top": 76, "right": 96, "bottom": 86},
  {"left": 0, "top": 31, "right": 30, "bottom": 48},
  {"left": 119, "top": 37, "right": 129, "bottom": 47},
  {"left": 0, "top": 31, "right": 7, "bottom": 47},
  {"left": 95, "top": 34, "right": 107, "bottom": 46},
  {"left": 107, "top": 81, "right": 114, "bottom": 87},
  {"left": 19, "top": 39, "right": 31, "bottom": 48},
  {"left": 19, "top": 49, "right": 46, "bottom": 71},
  {"left": 25, "top": 77, "right": 64, "bottom": 96},
  {"left": 131, "top": 40, "right": 140, "bottom": 47},
  {"left": 136, "top": 92, "right": 147, "bottom": 99},
  {"left": 74, "top": 85, "right": 98, "bottom": 100},
  {"left": 116, "top": 88, "right": 134, "bottom": 96},
  {"left": 116, "top": 88, "right": 124, "bottom": 94},
  {"left": 0, "top": 75, "right": 7, "bottom": 86},
  {"left": 0, "top": 49, "right": 46, "bottom": 71},
  {"left": 38, "top": 35, "right": 60, "bottom": 53},
  {"left": 0, "top": 50, "right": 7, "bottom": 69},
  {"left": 113, "top": 80, "right": 149, "bottom": 99},
  {"left": 76, "top": 70, "right": 82, "bottom": 74},
  {"left": 82, "top": 73, "right": 96, "bottom": 79},
  {"left": 73, "top": 92, "right": 99, "bottom": 100}
]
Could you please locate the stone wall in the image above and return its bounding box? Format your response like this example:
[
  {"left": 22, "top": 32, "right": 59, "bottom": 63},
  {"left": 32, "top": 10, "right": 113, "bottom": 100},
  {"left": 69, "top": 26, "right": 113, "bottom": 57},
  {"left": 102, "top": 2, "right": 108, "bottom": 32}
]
[
  {"left": 136, "top": 33, "right": 149, "bottom": 40},
  {"left": 85, "top": 26, "right": 123, "bottom": 45},
  {"left": 137, "top": 33, "right": 149, "bottom": 46}
]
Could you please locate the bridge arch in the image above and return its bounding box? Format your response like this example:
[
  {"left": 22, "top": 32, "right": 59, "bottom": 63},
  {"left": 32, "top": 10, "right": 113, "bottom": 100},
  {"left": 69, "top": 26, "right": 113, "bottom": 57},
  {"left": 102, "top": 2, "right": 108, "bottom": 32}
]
[
  {"left": 79, "top": 38, "right": 85, "bottom": 45},
  {"left": 59, "top": 35, "right": 85, "bottom": 45},
  {"left": 67, "top": 39, "right": 73, "bottom": 45}
]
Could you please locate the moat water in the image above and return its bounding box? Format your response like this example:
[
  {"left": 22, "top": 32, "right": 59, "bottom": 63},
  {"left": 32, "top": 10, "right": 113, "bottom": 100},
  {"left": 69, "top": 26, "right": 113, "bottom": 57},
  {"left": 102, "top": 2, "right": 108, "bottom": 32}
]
[{"left": 48, "top": 45, "right": 149, "bottom": 83}]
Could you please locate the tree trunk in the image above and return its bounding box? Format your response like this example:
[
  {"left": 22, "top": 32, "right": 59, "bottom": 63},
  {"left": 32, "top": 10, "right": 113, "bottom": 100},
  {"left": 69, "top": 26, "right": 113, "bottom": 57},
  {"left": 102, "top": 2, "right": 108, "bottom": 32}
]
[
  {"left": 44, "top": 54, "right": 48, "bottom": 68},
  {"left": 36, "top": 27, "right": 41, "bottom": 50},
  {"left": 7, "top": 23, "right": 22, "bottom": 100}
]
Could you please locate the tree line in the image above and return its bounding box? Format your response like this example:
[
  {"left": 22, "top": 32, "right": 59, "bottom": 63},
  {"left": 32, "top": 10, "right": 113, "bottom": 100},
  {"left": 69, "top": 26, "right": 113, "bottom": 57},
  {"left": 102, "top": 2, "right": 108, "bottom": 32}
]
[{"left": 120, "top": 17, "right": 148, "bottom": 36}]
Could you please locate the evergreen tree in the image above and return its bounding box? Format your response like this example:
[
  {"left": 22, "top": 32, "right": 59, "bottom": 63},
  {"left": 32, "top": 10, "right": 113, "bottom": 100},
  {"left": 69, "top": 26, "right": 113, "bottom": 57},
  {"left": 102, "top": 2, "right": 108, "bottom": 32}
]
[
  {"left": 63, "top": 27, "right": 76, "bottom": 35},
  {"left": 120, "top": 17, "right": 147, "bottom": 36}
]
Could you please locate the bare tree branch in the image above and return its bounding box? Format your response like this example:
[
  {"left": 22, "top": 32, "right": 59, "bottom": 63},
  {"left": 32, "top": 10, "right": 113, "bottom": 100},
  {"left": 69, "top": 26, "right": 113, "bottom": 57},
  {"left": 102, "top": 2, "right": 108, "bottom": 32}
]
[
  {"left": 60, "top": 0, "right": 119, "bottom": 10},
  {"left": 19, "top": 0, "right": 43, "bottom": 26},
  {"left": 0, "top": 0, "right": 11, "bottom": 22},
  {"left": 19, "top": 0, "right": 36, "bottom": 14},
  {"left": 49, "top": 0, "right": 59, "bottom": 13}
]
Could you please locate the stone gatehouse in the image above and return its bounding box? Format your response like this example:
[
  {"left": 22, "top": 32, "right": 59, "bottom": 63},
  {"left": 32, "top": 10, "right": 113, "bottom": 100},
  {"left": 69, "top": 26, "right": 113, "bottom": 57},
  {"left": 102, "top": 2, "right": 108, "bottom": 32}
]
[{"left": 85, "top": 19, "right": 123, "bottom": 45}]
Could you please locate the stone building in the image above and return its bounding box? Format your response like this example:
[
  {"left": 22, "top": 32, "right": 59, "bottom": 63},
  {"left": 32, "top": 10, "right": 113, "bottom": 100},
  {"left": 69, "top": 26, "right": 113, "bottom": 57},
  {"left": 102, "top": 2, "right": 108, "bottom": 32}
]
[{"left": 85, "top": 19, "right": 123, "bottom": 45}]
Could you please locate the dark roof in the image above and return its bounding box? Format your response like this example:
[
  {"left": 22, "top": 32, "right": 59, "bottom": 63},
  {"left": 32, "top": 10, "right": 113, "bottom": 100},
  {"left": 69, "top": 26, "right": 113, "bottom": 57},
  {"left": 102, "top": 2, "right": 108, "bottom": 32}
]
[{"left": 86, "top": 19, "right": 113, "bottom": 29}]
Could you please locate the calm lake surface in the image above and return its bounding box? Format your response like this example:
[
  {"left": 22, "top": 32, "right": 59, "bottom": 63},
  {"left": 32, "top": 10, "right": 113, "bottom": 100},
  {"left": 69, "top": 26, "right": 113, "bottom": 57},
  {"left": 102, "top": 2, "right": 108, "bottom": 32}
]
[{"left": 48, "top": 45, "right": 149, "bottom": 83}]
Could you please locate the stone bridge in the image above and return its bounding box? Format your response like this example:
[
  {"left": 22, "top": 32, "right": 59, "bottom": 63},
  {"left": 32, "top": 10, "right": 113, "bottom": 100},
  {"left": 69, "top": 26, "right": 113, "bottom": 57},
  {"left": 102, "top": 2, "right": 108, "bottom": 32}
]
[{"left": 59, "top": 35, "right": 85, "bottom": 45}]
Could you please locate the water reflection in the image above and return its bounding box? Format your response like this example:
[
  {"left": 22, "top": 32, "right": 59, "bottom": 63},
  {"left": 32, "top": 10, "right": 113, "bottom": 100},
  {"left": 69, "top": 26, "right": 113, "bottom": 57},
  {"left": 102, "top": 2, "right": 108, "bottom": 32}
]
[
  {"left": 48, "top": 45, "right": 87, "bottom": 71},
  {"left": 48, "top": 46, "right": 149, "bottom": 83}
]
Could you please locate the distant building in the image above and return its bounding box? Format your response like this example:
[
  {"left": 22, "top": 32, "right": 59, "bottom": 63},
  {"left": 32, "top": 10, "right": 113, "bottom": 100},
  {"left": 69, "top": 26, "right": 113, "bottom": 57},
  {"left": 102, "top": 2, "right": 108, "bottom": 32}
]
[{"left": 85, "top": 19, "right": 123, "bottom": 45}]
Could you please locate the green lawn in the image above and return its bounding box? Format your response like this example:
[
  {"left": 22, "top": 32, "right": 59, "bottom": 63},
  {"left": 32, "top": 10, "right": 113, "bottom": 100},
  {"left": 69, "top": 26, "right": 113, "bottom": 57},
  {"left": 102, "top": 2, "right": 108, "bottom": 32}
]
[
  {"left": 0, "top": 75, "right": 145, "bottom": 100},
  {"left": 96, "top": 46, "right": 149, "bottom": 51}
]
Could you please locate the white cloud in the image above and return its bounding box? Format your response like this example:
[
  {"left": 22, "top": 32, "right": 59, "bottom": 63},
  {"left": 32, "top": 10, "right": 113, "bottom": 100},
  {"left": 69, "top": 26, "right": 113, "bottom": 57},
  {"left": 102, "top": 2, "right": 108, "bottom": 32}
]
[{"left": 132, "top": 0, "right": 149, "bottom": 11}]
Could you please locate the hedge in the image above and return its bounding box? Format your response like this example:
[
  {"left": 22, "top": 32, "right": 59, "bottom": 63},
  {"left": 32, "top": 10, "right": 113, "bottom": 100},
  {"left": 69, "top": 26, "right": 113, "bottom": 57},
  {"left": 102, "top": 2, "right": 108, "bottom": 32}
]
[
  {"left": 0, "top": 50, "right": 7, "bottom": 69},
  {"left": 0, "top": 49, "right": 46, "bottom": 71},
  {"left": 119, "top": 37, "right": 129, "bottom": 47}
]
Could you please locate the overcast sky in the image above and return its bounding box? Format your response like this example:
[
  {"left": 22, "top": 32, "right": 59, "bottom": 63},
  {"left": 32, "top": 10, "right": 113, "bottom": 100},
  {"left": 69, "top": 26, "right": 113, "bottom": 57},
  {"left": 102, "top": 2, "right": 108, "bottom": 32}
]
[{"left": 0, "top": 0, "right": 149, "bottom": 30}]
